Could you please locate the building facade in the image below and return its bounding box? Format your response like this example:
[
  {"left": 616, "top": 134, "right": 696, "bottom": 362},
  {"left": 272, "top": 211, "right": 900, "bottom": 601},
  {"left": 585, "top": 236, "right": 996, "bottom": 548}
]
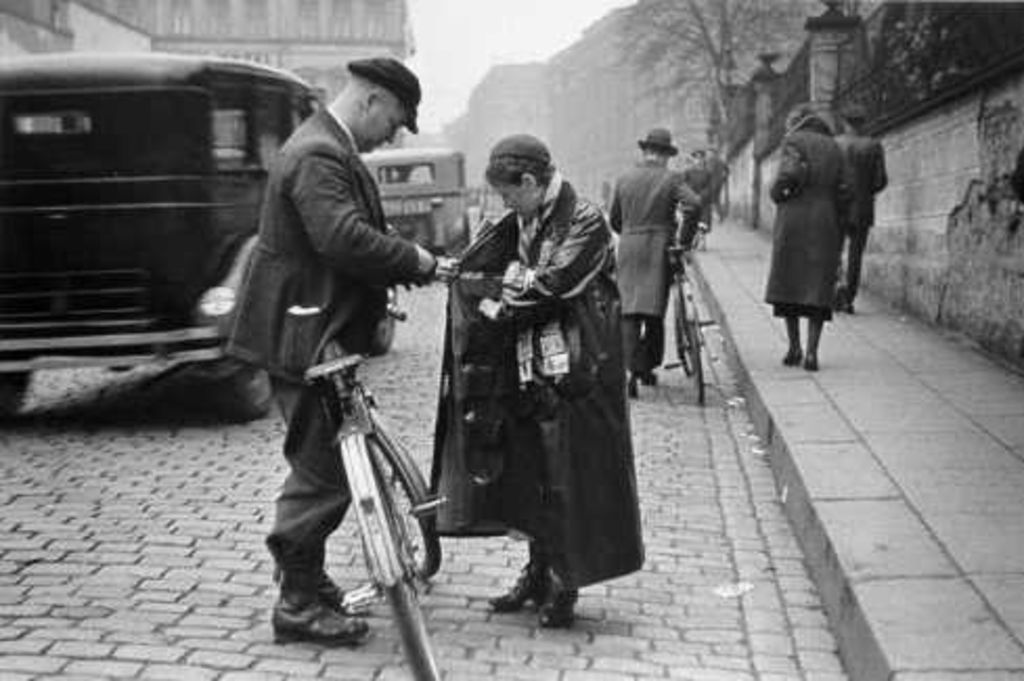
[{"left": 80, "top": 0, "right": 411, "bottom": 96}]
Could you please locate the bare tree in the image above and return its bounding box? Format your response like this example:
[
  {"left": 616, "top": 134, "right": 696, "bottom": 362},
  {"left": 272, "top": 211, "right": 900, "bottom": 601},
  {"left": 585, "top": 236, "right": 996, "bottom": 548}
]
[{"left": 618, "top": 0, "right": 816, "bottom": 145}]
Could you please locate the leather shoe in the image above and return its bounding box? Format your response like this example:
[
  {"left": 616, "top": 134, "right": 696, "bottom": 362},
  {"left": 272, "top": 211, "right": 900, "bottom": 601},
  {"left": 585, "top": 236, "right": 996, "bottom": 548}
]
[
  {"left": 538, "top": 568, "right": 577, "bottom": 629},
  {"left": 490, "top": 560, "right": 549, "bottom": 613},
  {"left": 272, "top": 598, "right": 369, "bottom": 647},
  {"left": 803, "top": 354, "right": 819, "bottom": 372},
  {"left": 782, "top": 348, "right": 803, "bottom": 367}
]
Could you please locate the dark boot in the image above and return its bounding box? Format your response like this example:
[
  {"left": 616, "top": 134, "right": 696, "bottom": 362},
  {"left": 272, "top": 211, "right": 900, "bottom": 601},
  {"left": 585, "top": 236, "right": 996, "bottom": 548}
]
[
  {"left": 538, "top": 567, "right": 578, "bottom": 629},
  {"left": 272, "top": 568, "right": 369, "bottom": 647},
  {"left": 309, "top": 546, "right": 361, "bottom": 615},
  {"left": 489, "top": 544, "right": 549, "bottom": 613}
]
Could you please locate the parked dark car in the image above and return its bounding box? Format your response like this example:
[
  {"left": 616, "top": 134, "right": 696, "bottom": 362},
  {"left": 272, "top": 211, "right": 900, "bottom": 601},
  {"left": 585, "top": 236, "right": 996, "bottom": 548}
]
[{"left": 0, "top": 52, "right": 318, "bottom": 421}]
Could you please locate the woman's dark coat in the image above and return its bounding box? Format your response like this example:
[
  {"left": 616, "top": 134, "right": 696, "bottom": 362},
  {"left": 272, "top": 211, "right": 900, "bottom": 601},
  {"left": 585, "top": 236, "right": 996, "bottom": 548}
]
[
  {"left": 431, "top": 181, "right": 644, "bottom": 589},
  {"left": 765, "top": 127, "right": 852, "bottom": 310},
  {"left": 609, "top": 161, "right": 699, "bottom": 316}
]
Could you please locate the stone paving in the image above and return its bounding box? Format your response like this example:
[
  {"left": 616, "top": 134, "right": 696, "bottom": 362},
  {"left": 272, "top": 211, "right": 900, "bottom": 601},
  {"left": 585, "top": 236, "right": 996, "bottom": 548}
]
[{"left": 0, "top": 284, "right": 847, "bottom": 680}]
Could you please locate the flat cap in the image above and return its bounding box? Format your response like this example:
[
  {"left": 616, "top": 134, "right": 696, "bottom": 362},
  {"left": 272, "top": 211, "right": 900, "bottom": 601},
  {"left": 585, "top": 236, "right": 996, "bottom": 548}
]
[
  {"left": 488, "top": 134, "right": 551, "bottom": 167},
  {"left": 348, "top": 56, "right": 421, "bottom": 134}
]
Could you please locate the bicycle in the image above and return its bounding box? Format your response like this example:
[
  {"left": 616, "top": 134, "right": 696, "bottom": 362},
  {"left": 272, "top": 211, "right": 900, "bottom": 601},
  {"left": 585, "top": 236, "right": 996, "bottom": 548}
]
[
  {"left": 305, "top": 351, "right": 444, "bottom": 681},
  {"left": 666, "top": 237, "right": 708, "bottom": 406}
]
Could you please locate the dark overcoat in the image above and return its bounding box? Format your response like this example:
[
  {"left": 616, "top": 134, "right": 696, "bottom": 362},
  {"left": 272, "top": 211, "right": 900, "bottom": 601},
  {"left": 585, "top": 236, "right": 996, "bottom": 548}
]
[
  {"left": 765, "top": 129, "right": 852, "bottom": 310},
  {"left": 227, "top": 110, "right": 423, "bottom": 380},
  {"left": 431, "top": 180, "right": 645, "bottom": 589},
  {"left": 834, "top": 132, "right": 887, "bottom": 233},
  {"left": 609, "top": 161, "right": 699, "bottom": 316}
]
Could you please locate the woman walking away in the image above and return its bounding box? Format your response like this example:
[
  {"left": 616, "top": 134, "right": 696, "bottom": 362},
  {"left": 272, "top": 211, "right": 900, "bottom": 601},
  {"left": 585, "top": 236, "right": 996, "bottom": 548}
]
[{"left": 765, "top": 104, "right": 851, "bottom": 371}]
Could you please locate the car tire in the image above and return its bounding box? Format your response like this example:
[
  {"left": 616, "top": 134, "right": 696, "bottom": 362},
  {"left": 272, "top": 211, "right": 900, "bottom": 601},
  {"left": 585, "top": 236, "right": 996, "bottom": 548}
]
[
  {"left": 216, "top": 364, "right": 272, "bottom": 423},
  {"left": 0, "top": 372, "right": 30, "bottom": 418}
]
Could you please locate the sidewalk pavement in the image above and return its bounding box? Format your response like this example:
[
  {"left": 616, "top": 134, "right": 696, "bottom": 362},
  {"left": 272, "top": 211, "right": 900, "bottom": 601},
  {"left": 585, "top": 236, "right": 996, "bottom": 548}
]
[{"left": 692, "top": 219, "right": 1024, "bottom": 681}]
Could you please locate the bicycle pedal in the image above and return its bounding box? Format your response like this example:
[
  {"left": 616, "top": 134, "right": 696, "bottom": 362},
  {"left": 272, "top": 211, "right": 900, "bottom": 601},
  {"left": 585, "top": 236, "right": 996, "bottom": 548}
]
[
  {"left": 342, "top": 583, "right": 379, "bottom": 614},
  {"left": 411, "top": 495, "right": 446, "bottom": 518}
]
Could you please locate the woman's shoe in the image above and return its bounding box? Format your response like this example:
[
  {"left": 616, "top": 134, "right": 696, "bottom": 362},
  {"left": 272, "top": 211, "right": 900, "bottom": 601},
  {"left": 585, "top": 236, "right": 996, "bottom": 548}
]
[
  {"left": 803, "top": 355, "right": 819, "bottom": 372},
  {"left": 782, "top": 348, "right": 803, "bottom": 366},
  {"left": 489, "top": 560, "right": 549, "bottom": 613},
  {"left": 538, "top": 568, "right": 578, "bottom": 628}
]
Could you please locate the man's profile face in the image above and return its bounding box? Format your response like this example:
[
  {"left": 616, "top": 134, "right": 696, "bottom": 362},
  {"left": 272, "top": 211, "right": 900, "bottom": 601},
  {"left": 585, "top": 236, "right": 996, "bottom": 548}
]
[{"left": 360, "top": 88, "right": 406, "bottom": 151}]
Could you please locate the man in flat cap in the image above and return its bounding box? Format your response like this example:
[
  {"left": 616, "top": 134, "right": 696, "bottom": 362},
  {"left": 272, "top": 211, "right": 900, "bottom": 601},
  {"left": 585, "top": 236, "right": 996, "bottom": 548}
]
[
  {"left": 228, "top": 56, "right": 452, "bottom": 647},
  {"left": 609, "top": 128, "right": 700, "bottom": 397},
  {"left": 833, "top": 104, "right": 887, "bottom": 314}
]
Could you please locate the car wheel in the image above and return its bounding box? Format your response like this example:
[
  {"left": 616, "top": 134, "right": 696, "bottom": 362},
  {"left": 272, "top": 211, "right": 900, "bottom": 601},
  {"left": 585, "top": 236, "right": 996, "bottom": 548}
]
[
  {"left": 0, "top": 372, "right": 30, "bottom": 418},
  {"left": 216, "top": 364, "right": 272, "bottom": 422}
]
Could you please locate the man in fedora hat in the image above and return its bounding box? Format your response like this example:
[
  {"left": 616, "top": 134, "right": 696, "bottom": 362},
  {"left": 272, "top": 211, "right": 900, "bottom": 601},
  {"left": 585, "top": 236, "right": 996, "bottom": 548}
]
[
  {"left": 609, "top": 128, "right": 700, "bottom": 397},
  {"left": 227, "top": 56, "right": 455, "bottom": 647}
]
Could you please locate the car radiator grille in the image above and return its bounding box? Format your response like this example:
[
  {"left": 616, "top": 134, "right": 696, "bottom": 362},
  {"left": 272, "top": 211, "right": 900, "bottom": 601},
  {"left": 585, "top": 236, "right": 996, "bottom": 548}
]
[{"left": 0, "top": 269, "right": 156, "bottom": 340}]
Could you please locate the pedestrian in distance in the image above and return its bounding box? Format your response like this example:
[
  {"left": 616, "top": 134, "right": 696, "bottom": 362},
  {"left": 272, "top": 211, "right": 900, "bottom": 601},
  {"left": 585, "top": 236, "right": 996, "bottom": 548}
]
[
  {"left": 765, "top": 103, "right": 852, "bottom": 372},
  {"left": 833, "top": 103, "right": 888, "bottom": 314},
  {"left": 432, "top": 134, "right": 645, "bottom": 629},
  {"left": 682, "top": 148, "right": 714, "bottom": 232},
  {"left": 609, "top": 128, "right": 701, "bottom": 397},
  {"left": 226, "top": 56, "right": 456, "bottom": 647}
]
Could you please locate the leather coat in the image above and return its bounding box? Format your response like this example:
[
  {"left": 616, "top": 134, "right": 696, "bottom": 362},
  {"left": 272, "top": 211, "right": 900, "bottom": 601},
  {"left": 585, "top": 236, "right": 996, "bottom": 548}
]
[{"left": 431, "top": 180, "right": 644, "bottom": 588}]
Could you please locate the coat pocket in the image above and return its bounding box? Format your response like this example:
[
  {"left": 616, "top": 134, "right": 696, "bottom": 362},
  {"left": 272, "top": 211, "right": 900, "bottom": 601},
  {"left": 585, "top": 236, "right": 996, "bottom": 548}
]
[{"left": 280, "top": 305, "right": 325, "bottom": 375}]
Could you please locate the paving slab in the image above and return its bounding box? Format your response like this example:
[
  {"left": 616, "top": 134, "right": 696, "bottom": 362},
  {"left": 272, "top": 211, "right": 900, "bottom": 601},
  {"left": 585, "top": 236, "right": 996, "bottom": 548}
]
[{"left": 695, "top": 220, "right": 1024, "bottom": 680}]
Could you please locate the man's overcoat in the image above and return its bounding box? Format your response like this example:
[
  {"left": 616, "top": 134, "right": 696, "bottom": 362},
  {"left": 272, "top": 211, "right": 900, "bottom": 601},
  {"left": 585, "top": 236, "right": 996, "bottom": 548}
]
[
  {"left": 834, "top": 132, "right": 887, "bottom": 233},
  {"left": 227, "top": 110, "right": 423, "bottom": 380},
  {"left": 609, "top": 161, "right": 698, "bottom": 316},
  {"left": 431, "top": 181, "right": 644, "bottom": 589},
  {"left": 765, "top": 128, "right": 852, "bottom": 310}
]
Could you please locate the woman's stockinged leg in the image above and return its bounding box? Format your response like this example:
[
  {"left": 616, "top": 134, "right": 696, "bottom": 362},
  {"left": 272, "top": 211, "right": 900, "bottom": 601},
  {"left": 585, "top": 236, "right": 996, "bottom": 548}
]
[
  {"left": 782, "top": 316, "right": 803, "bottom": 366},
  {"left": 804, "top": 318, "right": 823, "bottom": 371}
]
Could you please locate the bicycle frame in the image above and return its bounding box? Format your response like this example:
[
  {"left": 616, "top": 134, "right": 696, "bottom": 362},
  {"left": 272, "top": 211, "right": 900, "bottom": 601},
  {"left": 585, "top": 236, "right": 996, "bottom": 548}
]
[{"left": 305, "top": 353, "right": 442, "bottom": 681}]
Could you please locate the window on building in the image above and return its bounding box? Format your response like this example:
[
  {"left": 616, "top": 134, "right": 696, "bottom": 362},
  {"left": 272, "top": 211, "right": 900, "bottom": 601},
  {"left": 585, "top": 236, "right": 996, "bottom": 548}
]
[
  {"left": 209, "top": 0, "right": 231, "bottom": 36},
  {"left": 298, "top": 0, "right": 319, "bottom": 38},
  {"left": 169, "top": 0, "right": 192, "bottom": 35},
  {"left": 115, "top": 0, "right": 139, "bottom": 25},
  {"left": 365, "top": 0, "right": 388, "bottom": 39},
  {"left": 330, "top": 0, "right": 353, "bottom": 37},
  {"left": 244, "top": 0, "right": 269, "bottom": 35}
]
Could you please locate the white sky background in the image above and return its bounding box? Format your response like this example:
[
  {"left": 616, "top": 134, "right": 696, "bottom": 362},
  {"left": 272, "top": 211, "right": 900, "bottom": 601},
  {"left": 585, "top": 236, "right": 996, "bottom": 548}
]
[{"left": 406, "top": 0, "right": 634, "bottom": 135}]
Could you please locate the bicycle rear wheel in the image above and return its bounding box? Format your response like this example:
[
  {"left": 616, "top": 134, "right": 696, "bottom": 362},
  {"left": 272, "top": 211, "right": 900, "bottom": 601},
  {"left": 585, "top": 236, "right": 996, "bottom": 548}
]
[{"left": 683, "top": 300, "right": 706, "bottom": 405}]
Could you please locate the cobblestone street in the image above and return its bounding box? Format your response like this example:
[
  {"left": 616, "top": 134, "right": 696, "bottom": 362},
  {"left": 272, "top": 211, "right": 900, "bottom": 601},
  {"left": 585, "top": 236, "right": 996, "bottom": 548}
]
[{"left": 0, "top": 284, "right": 847, "bottom": 680}]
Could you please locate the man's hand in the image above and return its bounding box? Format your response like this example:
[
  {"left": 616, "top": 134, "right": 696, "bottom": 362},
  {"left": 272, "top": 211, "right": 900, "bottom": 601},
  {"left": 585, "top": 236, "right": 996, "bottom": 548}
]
[{"left": 434, "top": 256, "right": 461, "bottom": 284}]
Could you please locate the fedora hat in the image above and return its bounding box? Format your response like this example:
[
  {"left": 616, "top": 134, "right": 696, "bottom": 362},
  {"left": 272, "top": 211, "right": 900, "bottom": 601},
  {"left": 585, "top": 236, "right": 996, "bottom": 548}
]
[{"left": 638, "top": 128, "right": 678, "bottom": 156}]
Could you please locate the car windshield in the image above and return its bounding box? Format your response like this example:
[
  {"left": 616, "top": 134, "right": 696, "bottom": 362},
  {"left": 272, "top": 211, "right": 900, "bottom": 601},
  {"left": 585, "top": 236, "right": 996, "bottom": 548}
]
[{"left": 1, "top": 88, "right": 209, "bottom": 179}]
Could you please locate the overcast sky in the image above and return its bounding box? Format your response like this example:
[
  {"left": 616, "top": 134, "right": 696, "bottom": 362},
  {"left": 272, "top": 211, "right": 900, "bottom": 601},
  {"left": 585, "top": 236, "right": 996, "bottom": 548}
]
[{"left": 406, "top": 0, "right": 634, "bottom": 134}]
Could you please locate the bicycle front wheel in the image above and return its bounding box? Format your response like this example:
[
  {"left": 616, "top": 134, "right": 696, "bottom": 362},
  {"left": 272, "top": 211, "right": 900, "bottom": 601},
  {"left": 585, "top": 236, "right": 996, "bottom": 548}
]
[
  {"left": 369, "top": 418, "right": 442, "bottom": 579},
  {"left": 683, "top": 301, "right": 706, "bottom": 405},
  {"left": 387, "top": 580, "right": 440, "bottom": 680}
]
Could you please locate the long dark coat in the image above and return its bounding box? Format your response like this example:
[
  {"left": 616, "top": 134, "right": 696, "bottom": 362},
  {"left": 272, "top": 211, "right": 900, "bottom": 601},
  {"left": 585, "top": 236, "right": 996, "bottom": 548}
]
[
  {"left": 765, "top": 128, "right": 852, "bottom": 310},
  {"left": 227, "top": 110, "right": 423, "bottom": 380},
  {"left": 609, "top": 161, "right": 699, "bottom": 316},
  {"left": 834, "top": 132, "right": 887, "bottom": 233},
  {"left": 431, "top": 180, "right": 644, "bottom": 589}
]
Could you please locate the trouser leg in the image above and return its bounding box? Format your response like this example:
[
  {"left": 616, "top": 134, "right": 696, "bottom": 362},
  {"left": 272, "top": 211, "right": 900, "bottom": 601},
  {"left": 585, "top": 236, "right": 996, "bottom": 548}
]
[
  {"left": 622, "top": 315, "right": 644, "bottom": 375},
  {"left": 845, "top": 228, "right": 870, "bottom": 302},
  {"left": 266, "top": 376, "right": 350, "bottom": 585},
  {"left": 647, "top": 315, "right": 665, "bottom": 370}
]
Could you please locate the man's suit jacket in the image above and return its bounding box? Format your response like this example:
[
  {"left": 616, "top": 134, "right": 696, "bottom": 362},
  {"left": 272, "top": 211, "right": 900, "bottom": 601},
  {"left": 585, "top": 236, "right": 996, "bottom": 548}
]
[
  {"left": 227, "top": 109, "right": 423, "bottom": 380},
  {"left": 835, "top": 132, "right": 887, "bottom": 232}
]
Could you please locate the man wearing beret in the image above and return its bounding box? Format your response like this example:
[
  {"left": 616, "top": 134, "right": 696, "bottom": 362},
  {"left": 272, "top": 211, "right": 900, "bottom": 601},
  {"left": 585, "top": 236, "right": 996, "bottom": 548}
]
[{"left": 227, "top": 56, "right": 447, "bottom": 647}]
